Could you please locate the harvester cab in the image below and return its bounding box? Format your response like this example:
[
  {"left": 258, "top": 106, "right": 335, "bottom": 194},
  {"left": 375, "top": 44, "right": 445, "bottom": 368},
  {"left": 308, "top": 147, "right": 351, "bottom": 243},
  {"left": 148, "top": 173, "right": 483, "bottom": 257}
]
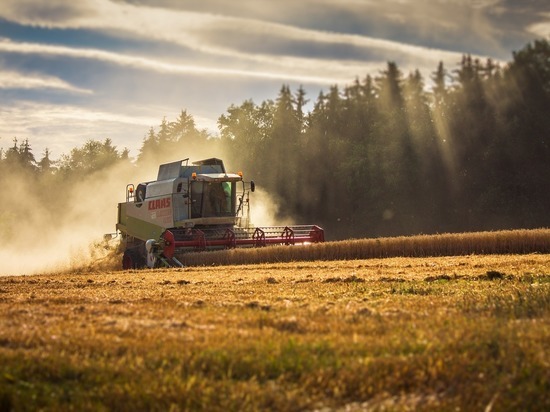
[{"left": 116, "top": 157, "right": 324, "bottom": 269}]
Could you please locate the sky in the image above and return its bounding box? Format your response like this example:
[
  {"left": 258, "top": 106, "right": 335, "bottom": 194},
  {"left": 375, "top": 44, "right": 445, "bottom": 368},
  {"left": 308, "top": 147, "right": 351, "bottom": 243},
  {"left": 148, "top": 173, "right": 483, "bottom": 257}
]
[{"left": 1, "top": 0, "right": 549, "bottom": 161}]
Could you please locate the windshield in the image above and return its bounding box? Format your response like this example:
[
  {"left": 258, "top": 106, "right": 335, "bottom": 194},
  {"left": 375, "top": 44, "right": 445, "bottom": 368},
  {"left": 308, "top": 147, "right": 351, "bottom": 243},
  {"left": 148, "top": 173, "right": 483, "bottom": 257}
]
[{"left": 191, "top": 181, "right": 235, "bottom": 218}]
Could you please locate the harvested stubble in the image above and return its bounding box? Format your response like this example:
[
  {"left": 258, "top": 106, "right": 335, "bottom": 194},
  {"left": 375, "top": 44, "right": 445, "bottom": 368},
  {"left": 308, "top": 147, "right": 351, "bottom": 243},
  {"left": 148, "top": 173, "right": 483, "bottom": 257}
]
[
  {"left": 181, "top": 228, "right": 550, "bottom": 266},
  {"left": 0, "top": 254, "right": 549, "bottom": 411}
]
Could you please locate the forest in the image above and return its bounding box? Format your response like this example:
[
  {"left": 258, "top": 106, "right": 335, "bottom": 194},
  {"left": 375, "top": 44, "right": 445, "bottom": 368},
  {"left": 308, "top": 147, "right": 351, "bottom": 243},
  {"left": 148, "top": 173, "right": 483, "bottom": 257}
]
[{"left": 1, "top": 39, "right": 549, "bottom": 241}]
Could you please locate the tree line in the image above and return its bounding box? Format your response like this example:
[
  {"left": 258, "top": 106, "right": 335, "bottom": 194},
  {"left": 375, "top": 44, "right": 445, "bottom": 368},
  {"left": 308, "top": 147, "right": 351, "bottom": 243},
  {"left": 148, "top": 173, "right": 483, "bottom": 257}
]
[
  {"left": 1, "top": 39, "right": 549, "bottom": 240},
  {"left": 218, "top": 40, "right": 550, "bottom": 238}
]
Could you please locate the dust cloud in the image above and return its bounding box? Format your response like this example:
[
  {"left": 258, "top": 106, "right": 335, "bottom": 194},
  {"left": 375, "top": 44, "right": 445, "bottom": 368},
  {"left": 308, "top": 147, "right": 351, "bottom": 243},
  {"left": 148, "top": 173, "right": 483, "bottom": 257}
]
[
  {"left": 0, "top": 163, "right": 140, "bottom": 276},
  {"left": 248, "top": 187, "right": 295, "bottom": 228}
]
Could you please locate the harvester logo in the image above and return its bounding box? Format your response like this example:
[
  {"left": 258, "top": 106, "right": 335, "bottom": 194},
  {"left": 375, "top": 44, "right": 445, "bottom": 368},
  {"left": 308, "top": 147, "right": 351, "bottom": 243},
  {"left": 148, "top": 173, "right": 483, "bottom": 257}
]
[{"left": 148, "top": 197, "right": 171, "bottom": 211}]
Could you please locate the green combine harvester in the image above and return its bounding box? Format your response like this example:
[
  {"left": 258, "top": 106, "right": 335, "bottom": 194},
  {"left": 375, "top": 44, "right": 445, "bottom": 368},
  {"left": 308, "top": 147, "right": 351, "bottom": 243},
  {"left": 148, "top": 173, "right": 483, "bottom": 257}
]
[{"left": 116, "top": 157, "right": 325, "bottom": 268}]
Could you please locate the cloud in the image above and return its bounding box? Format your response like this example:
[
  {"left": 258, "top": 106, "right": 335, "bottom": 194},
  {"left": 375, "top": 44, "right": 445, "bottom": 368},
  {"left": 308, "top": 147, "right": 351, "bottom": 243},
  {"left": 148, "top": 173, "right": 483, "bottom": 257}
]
[
  {"left": 0, "top": 101, "right": 157, "bottom": 158},
  {"left": 527, "top": 14, "right": 550, "bottom": 38},
  {"left": 0, "top": 0, "right": 492, "bottom": 81},
  {"left": 0, "top": 0, "right": 543, "bottom": 61},
  {"left": 0, "top": 37, "right": 353, "bottom": 85},
  {"left": 0, "top": 0, "right": 92, "bottom": 25},
  {"left": 0, "top": 2, "right": 476, "bottom": 89},
  {"left": 0, "top": 67, "right": 92, "bottom": 93}
]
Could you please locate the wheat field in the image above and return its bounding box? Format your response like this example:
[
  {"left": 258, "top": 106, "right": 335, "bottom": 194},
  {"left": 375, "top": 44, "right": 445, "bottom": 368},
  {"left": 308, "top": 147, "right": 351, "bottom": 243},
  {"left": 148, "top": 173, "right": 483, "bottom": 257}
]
[{"left": 1, "top": 251, "right": 549, "bottom": 411}]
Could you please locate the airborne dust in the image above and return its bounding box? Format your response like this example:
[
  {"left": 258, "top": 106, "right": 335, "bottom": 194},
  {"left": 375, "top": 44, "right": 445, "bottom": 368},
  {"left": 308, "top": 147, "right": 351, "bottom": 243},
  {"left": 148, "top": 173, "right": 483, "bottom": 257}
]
[
  {"left": 0, "top": 146, "right": 283, "bottom": 276},
  {"left": 0, "top": 162, "right": 136, "bottom": 276}
]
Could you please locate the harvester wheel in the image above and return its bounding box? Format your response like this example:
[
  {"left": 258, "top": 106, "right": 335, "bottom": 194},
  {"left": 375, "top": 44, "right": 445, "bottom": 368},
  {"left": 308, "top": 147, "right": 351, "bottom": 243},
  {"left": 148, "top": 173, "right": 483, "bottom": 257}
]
[{"left": 122, "top": 249, "right": 145, "bottom": 270}]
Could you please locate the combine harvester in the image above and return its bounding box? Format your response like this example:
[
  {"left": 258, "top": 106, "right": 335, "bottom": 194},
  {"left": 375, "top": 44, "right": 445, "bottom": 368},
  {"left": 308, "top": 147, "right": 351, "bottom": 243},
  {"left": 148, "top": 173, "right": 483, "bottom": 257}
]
[{"left": 116, "top": 158, "right": 325, "bottom": 268}]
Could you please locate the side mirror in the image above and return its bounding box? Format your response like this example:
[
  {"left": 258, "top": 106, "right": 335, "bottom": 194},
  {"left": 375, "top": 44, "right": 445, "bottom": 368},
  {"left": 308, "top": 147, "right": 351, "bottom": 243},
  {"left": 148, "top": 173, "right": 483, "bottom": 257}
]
[{"left": 250, "top": 181, "right": 255, "bottom": 192}]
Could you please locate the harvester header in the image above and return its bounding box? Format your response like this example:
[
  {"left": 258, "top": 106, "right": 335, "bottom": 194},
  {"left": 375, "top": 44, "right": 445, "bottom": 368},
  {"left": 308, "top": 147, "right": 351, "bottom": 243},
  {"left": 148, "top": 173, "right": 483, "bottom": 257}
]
[{"left": 116, "top": 157, "right": 324, "bottom": 268}]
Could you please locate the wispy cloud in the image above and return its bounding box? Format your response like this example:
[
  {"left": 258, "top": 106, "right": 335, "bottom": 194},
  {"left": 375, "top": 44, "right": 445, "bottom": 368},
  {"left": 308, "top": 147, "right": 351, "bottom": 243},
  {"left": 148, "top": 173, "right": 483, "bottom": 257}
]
[
  {"left": 0, "top": 67, "right": 92, "bottom": 93},
  {"left": 0, "top": 0, "right": 484, "bottom": 81},
  {"left": 0, "top": 38, "right": 354, "bottom": 85},
  {"left": 0, "top": 101, "right": 158, "bottom": 156},
  {"left": 527, "top": 13, "right": 550, "bottom": 38}
]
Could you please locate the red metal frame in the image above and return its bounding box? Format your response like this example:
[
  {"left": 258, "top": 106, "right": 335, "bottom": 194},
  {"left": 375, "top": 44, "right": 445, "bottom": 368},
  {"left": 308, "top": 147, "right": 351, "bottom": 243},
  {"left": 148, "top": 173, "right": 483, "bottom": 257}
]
[{"left": 161, "top": 225, "right": 324, "bottom": 258}]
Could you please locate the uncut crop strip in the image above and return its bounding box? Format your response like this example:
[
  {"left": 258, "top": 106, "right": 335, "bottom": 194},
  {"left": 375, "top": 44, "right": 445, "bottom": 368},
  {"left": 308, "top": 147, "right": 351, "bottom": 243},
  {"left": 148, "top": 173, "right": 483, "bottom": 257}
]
[{"left": 179, "top": 228, "right": 550, "bottom": 266}]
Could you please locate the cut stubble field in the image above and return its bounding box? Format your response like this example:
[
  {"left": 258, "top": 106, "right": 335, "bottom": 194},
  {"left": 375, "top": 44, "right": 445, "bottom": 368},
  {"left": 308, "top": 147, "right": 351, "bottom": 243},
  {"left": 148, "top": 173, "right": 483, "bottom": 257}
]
[{"left": 1, "top": 254, "right": 549, "bottom": 411}]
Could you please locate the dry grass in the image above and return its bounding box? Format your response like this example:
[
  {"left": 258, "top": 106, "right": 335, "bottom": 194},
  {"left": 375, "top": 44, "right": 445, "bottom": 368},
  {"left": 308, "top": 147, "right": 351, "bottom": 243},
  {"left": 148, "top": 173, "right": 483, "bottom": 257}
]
[
  {"left": 1, "top": 254, "right": 549, "bottom": 411},
  {"left": 180, "top": 228, "right": 550, "bottom": 266}
]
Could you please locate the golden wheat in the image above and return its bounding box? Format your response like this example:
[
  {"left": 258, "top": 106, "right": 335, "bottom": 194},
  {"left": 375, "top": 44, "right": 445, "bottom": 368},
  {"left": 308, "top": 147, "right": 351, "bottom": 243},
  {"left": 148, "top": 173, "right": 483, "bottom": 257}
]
[
  {"left": 1, "top": 254, "right": 549, "bottom": 411},
  {"left": 179, "top": 228, "right": 550, "bottom": 266}
]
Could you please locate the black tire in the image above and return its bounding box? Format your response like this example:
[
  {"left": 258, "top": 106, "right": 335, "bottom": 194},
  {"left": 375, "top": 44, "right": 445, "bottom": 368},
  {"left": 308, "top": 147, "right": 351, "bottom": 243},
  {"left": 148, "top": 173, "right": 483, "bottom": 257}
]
[{"left": 122, "top": 249, "right": 146, "bottom": 269}]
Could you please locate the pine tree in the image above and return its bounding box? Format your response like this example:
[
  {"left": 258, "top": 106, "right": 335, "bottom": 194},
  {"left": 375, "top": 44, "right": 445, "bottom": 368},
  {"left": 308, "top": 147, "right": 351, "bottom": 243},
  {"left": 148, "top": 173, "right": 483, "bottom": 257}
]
[
  {"left": 137, "top": 127, "right": 159, "bottom": 164},
  {"left": 38, "top": 148, "right": 56, "bottom": 174}
]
